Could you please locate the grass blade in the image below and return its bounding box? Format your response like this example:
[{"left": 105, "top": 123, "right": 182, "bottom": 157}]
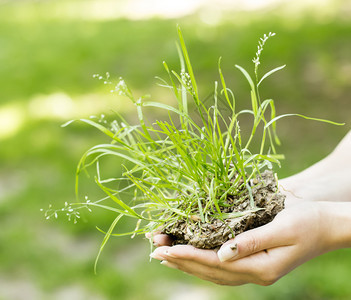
[
  {"left": 265, "top": 114, "right": 345, "bottom": 129},
  {"left": 94, "top": 214, "right": 123, "bottom": 274},
  {"left": 258, "top": 65, "right": 286, "bottom": 87}
]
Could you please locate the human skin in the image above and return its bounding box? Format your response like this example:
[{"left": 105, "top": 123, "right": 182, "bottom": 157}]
[{"left": 149, "top": 130, "right": 351, "bottom": 286}]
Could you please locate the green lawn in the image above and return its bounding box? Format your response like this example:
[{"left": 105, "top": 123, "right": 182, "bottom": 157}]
[{"left": 0, "top": 0, "right": 350, "bottom": 299}]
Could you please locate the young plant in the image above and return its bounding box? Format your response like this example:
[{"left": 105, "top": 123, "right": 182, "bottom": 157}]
[{"left": 43, "top": 28, "right": 342, "bottom": 271}]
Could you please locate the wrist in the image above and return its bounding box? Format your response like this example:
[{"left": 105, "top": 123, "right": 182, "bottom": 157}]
[
  {"left": 319, "top": 202, "right": 351, "bottom": 251},
  {"left": 281, "top": 157, "right": 351, "bottom": 204}
]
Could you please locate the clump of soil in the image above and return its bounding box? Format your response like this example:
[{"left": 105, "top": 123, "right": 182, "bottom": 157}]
[{"left": 162, "top": 170, "right": 285, "bottom": 249}]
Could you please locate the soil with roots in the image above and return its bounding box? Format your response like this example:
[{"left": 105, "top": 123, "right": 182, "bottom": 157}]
[{"left": 161, "top": 170, "right": 285, "bottom": 249}]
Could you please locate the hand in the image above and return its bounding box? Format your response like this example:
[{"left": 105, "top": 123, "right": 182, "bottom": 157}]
[
  {"left": 148, "top": 132, "right": 351, "bottom": 285},
  {"left": 149, "top": 201, "right": 350, "bottom": 286}
]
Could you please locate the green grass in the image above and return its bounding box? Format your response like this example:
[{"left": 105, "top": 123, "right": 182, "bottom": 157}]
[
  {"left": 46, "top": 28, "right": 343, "bottom": 272},
  {"left": 0, "top": 1, "right": 350, "bottom": 299}
]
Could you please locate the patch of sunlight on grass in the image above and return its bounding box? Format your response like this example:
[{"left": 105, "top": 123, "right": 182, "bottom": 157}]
[
  {"left": 2, "top": 0, "right": 345, "bottom": 23},
  {"left": 27, "top": 92, "right": 136, "bottom": 120},
  {"left": 0, "top": 92, "right": 137, "bottom": 140},
  {"left": 0, "top": 104, "right": 25, "bottom": 140}
]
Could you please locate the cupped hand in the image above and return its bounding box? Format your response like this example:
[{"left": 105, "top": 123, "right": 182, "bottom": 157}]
[
  {"left": 148, "top": 132, "right": 351, "bottom": 285},
  {"left": 149, "top": 200, "right": 333, "bottom": 286}
]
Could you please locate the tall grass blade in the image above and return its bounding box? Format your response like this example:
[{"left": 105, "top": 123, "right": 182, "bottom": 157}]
[
  {"left": 265, "top": 114, "right": 345, "bottom": 129},
  {"left": 258, "top": 65, "right": 286, "bottom": 87},
  {"left": 94, "top": 214, "right": 123, "bottom": 274}
]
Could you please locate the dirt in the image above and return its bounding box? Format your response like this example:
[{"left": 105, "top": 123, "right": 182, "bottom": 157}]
[{"left": 161, "top": 170, "right": 285, "bottom": 249}]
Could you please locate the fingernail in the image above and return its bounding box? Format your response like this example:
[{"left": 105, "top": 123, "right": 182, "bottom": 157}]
[
  {"left": 150, "top": 252, "right": 163, "bottom": 261},
  {"left": 218, "top": 243, "right": 238, "bottom": 262},
  {"left": 160, "top": 260, "right": 178, "bottom": 269}
]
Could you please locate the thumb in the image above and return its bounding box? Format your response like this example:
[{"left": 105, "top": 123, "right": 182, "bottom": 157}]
[{"left": 217, "top": 218, "right": 289, "bottom": 262}]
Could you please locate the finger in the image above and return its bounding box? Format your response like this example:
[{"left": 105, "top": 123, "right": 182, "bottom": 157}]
[
  {"left": 153, "top": 244, "right": 257, "bottom": 279},
  {"left": 151, "top": 245, "right": 281, "bottom": 285},
  {"left": 218, "top": 216, "right": 293, "bottom": 262},
  {"left": 145, "top": 231, "right": 173, "bottom": 247},
  {"left": 153, "top": 234, "right": 173, "bottom": 247},
  {"left": 172, "top": 246, "right": 302, "bottom": 286},
  {"left": 150, "top": 246, "right": 171, "bottom": 260},
  {"left": 151, "top": 244, "right": 224, "bottom": 271},
  {"left": 160, "top": 255, "right": 252, "bottom": 286},
  {"left": 145, "top": 231, "right": 161, "bottom": 239},
  {"left": 150, "top": 245, "right": 218, "bottom": 264},
  {"left": 153, "top": 243, "right": 266, "bottom": 272},
  {"left": 236, "top": 245, "right": 301, "bottom": 284},
  {"left": 163, "top": 245, "right": 220, "bottom": 266}
]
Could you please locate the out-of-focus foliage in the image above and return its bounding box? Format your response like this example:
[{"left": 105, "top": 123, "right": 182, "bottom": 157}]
[{"left": 0, "top": 0, "right": 350, "bottom": 299}]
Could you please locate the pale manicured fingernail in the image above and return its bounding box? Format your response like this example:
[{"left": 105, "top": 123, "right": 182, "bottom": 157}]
[
  {"left": 150, "top": 252, "right": 163, "bottom": 260},
  {"left": 218, "top": 243, "right": 238, "bottom": 262},
  {"left": 160, "top": 260, "right": 178, "bottom": 269}
]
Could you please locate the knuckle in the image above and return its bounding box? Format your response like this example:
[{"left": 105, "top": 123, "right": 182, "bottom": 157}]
[
  {"left": 212, "top": 279, "right": 227, "bottom": 286},
  {"left": 259, "top": 279, "right": 276, "bottom": 286},
  {"left": 263, "top": 275, "right": 279, "bottom": 286},
  {"left": 242, "top": 234, "right": 261, "bottom": 254},
  {"left": 256, "top": 269, "right": 280, "bottom": 286}
]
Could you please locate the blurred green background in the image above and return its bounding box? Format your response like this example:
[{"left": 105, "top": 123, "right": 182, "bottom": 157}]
[{"left": 0, "top": 0, "right": 350, "bottom": 299}]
